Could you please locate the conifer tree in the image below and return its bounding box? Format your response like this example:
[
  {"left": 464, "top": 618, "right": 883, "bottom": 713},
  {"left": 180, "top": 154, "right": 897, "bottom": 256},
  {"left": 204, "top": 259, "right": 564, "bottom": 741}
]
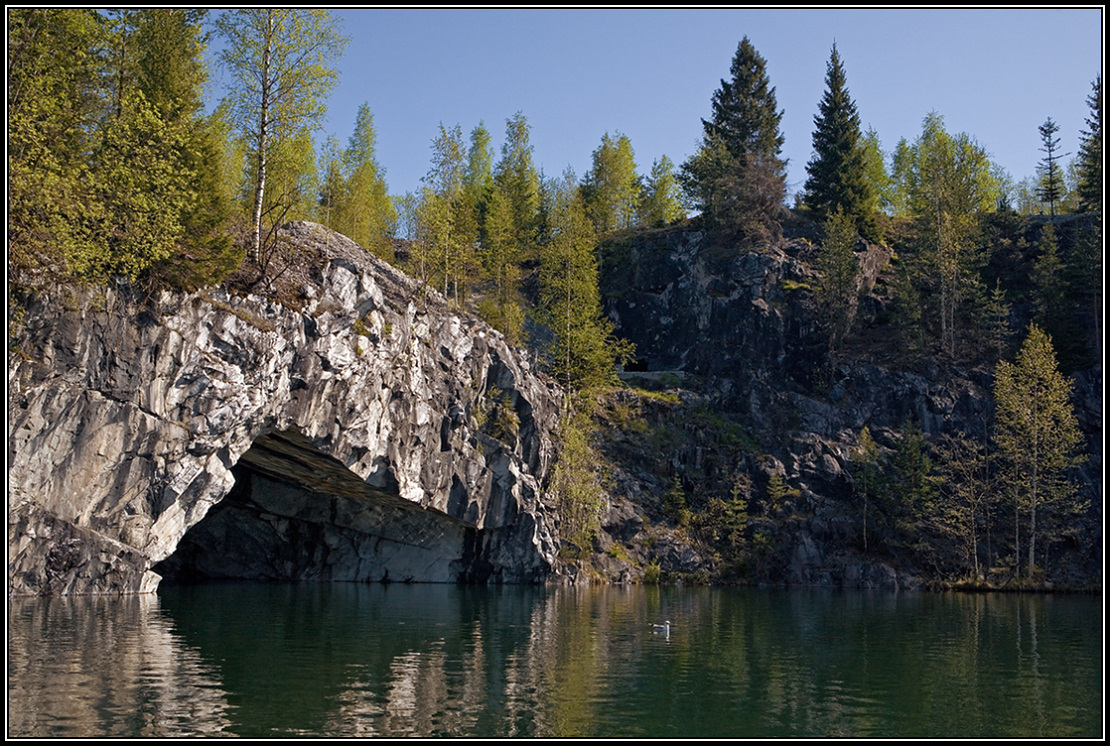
[
  {"left": 1076, "top": 75, "right": 1102, "bottom": 214},
  {"left": 993, "top": 324, "right": 1083, "bottom": 579},
  {"left": 681, "top": 36, "right": 786, "bottom": 245},
  {"left": 338, "top": 103, "right": 396, "bottom": 259},
  {"left": 464, "top": 122, "right": 496, "bottom": 243},
  {"left": 804, "top": 44, "right": 878, "bottom": 240},
  {"left": 703, "top": 36, "right": 784, "bottom": 161},
  {"left": 536, "top": 172, "right": 633, "bottom": 390},
  {"left": 1036, "top": 117, "right": 1068, "bottom": 217},
  {"left": 816, "top": 208, "right": 860, "bottom": 350},
  {"left": 494, "top": 112, "right": 541, "bottom": 262}
]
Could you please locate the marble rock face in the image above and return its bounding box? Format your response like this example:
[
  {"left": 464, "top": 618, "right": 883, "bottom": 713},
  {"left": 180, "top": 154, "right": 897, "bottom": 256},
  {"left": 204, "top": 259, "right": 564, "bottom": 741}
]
[{"left": 8, "top": 222, "right": 563, "bottom": 595}]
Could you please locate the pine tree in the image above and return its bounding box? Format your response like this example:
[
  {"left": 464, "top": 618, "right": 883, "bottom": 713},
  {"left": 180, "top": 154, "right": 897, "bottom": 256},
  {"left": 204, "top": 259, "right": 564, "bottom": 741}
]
[
  {"left": 993, "top": 324, "right": 1083, "bottom": 579},
  {"left": 804, "top": 44, "right": 878, "bottom": 240},
  {"left": 1076, "top": 75, "right": 1102, "bottom": 214}
]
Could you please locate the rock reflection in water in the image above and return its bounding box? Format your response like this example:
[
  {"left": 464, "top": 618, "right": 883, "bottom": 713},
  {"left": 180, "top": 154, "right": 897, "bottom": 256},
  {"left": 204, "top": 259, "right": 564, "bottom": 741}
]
[{"left": 7, "top": 593, "right": 232, "bottom": 737}]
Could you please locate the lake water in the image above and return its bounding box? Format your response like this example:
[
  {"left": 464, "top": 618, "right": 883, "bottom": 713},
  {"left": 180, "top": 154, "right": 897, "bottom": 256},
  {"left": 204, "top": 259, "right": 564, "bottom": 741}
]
[{"left": 7, "top": 583, "right": 1102, "bottom": 738}]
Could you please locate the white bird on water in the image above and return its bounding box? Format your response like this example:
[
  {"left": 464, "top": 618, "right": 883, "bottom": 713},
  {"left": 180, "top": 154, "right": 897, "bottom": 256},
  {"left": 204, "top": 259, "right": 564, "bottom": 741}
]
[{"left": 652, "top": 620, "right": 671, "bottom": 635}]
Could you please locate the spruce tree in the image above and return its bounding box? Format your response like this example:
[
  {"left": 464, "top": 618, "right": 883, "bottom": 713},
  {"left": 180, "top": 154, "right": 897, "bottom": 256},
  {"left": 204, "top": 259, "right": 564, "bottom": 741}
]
[
  {"left": 338, "top": 103, "right": 396, "bottom": 259},
  {"left": 816, "top": 208, "right": 860, "bottom": 350},
  {"left": 1076, "top": 75, "right": 1102, "bottom": 214},
  {"left": 681, "top": 36, "right": 786, "bottom": 245},
  {"left": 494, "top": 112, "right": 541, "bottom": 263},
  {"left": 703, "top": 36, "right": 784, "bottom": 161},
  {"left": 804, "top": 44, "right": 878, "bottom": 240},
  {"left": 1036, "top": 117, "right": 1068, "bottom": 217}
]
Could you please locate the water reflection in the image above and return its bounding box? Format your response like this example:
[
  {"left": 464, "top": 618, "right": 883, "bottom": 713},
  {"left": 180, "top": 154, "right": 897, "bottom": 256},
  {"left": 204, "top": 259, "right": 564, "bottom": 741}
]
[
  {"left": 7, "top": 593, "right": 232, "bottom": 737},
  {"left": 7, "top": 585, "right": 1101, "bottom": 738}
]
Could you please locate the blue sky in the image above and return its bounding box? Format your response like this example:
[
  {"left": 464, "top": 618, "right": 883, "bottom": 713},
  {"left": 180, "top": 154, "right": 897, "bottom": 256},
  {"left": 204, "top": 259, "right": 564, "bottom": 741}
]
[{"left": 209, "top": 8, "right": 1103, "bottom": 204}]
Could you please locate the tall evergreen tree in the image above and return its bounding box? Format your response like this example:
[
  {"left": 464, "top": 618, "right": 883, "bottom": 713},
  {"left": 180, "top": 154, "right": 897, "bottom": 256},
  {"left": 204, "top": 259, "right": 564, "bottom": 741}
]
[
  {"left": 816, "top": 208, "right": 860, "bottom": 350},
  {"left": 681, "top": 36, "right": 786, "bottom": 246},
  {"left": 1076, "top": 75, "right": 1102, "bottom": 213},
  {"left": 463, "top": 122, "right": 496, "bottom": 244},
  {"left": 494, "top": 112, "right": 541, "bottom": 263},
  {"left": 338, "top": 103, "right": 395, "bottom": 258},
  {"left": 1036, "top": 117, "right": 1068, "bottom": 217},
  {"left": 703, "top": 36, "right": 785, "bottom": 161},
  {"left": 804, "top": 44, "right": 878, "bottom": 240}
]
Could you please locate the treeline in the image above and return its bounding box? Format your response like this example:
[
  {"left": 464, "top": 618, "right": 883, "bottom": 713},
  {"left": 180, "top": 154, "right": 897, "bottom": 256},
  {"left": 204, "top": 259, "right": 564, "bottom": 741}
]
[{"left": 7, "top": 11, "right": 1101, "bottom": 575}]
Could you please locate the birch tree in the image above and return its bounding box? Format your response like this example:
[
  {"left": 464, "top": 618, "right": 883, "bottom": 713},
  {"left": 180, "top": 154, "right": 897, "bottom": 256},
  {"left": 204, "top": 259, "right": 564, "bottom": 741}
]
[{"left": 216, "top": 9, "right": 346, "bottom": 260}]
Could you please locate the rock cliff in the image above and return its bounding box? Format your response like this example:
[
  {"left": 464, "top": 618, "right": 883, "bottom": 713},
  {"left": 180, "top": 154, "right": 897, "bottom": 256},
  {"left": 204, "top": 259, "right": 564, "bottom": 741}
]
[
  {"left": 8, "top": 222, "right": 563, "bottom": 595},
  {"left": 591, "top": 226, "right": 1101, "bottom": 589}
]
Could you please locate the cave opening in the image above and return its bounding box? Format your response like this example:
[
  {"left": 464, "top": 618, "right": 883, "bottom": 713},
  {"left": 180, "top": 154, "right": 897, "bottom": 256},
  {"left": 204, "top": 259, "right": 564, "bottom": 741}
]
[{"left": 153, "top": 430, "right": 475, "bottom": 587}]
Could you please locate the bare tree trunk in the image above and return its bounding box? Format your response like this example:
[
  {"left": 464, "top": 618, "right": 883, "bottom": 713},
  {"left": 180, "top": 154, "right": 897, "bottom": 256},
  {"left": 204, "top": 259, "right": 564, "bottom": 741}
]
[{"left": 250, "top": 11, "right": 274, "bottom": 262}]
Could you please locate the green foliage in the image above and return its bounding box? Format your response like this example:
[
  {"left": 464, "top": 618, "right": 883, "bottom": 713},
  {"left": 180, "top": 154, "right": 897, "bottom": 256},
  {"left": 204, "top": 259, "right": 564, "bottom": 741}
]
[
  {"left": 8, "top": 9, "right": 235, "bottom": 289},
  {"left": 494, "top": 112, "right": 541, "bottom": 263},
  {"left": 933, "top": 432, "right": 998, "bottom": 580},
  {"left": 415, "top": 123, "right": 478, "bottom": 302},
  {"left": 663, "top": 474, "right": 692, "bottom": 527},
  {"left": 535, "top": 177, "right": 635, "bottom": 390},
  {"left": 477, "top": 186, "right": 526, "bottom": 342},
  {"left": 804, "top": 44, "right": 879, "bottom": 240},
  {"left": 216, "top": 9, "right": 347, "bottom": 259},
  {"left": 891, "top": 112, "right": 1001, "bottom": 358},
  {"left": 1035, "top": 117, "right": 1067, "bottom": 217},
  {"left": 816, "top": 209, "right": 860, "bottom": 349},
  {"left": 681, "top": 37, "right": 787, "bottom": 247},
  {"left": 1076, "top": 75, "right": 1102, "bottom": 213},
  {"left": 328, "top": 103, "right": 397, "bottom": 259},
  {"left": 637, "top": 156, "right": 686, "bottom": 227},
  {"left": 993, "top": 324, "right": 1084, "bottom": 579},
  {"left": 582, "top": 132, "right": 640, "bottom": 233},
  {"left": 1032, "top": 224, "right": 1066, "bottom": 337},
  {"left": 702, "top": 36, "right": 785, "bottom": 161},
  {"left": 552, "top": 404, "right": 608, "bottom": 549}
]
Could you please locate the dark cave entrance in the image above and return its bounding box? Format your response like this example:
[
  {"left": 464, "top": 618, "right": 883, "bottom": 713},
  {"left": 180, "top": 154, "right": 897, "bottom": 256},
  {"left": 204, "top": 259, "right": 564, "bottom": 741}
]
[{"left": 153, "top": 430, "right": 475, "bottom": 586}]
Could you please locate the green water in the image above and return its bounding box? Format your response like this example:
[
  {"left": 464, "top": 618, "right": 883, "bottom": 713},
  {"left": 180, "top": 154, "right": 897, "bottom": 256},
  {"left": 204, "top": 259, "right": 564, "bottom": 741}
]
[{"left": 7, "top": 584, "right": 1102, "bottom": 737}]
